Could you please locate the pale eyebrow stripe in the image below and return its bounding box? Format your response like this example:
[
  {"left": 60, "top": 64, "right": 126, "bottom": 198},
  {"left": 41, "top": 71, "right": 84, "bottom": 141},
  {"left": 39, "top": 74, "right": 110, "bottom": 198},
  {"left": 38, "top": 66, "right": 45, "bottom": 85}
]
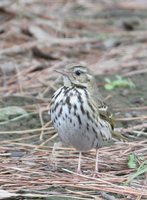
[{"left": 74, "top": 67, "right": 87, "bottom": 73}]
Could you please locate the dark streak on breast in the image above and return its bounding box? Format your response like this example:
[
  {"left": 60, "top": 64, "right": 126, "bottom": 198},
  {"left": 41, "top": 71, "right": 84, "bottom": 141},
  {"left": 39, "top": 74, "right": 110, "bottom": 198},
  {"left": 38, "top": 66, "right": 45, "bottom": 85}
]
[
  {"left": 80, "top": 104, "right": 85, "bottom": 114},
  {"left": 86, "top": 123, "right": 89, "bottom": 131},
  {"left": 54, "top": 102, "right": 59, "bottom": 111},
  {"left": 58, "top": 107, "right": 63, "bottom": 118},
  {"left": 54, "top": 87, "right": 64, "bottom": 100},
  {"left": 86, "top": 111, "right": 93, "bottom": 122},
  {"left": 77, "top": 114, "right": 82, "bottom": 125},
  {"left": 65, "top": 96, "right": 71, "bottom": 113},
  {"left": 92, "top": 127, "right": 97, "bottom": 135}
]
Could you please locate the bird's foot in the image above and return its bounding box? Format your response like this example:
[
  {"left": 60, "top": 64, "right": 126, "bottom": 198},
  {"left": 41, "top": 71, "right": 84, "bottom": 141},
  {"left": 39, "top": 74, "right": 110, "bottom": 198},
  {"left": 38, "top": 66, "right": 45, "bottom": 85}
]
[
  {"left": 92, "top": 171, "right": 101, "bottom": 178},
  {"left": 76, "top": 169, "right": 82, "bottom": 174}
]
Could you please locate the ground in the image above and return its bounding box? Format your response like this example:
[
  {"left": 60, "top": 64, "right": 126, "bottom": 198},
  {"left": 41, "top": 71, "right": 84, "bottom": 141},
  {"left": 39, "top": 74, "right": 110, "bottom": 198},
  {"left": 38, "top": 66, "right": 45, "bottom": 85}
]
[{"left": 0, "top": 1, "right": 147, "bottom": 199}]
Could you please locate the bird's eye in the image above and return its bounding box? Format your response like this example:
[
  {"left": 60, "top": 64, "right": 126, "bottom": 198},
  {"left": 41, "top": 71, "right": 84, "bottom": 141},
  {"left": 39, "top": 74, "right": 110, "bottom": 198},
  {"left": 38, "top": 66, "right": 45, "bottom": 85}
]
[{"left": 75, "top": 70, "right": 81, "bottom": 76}]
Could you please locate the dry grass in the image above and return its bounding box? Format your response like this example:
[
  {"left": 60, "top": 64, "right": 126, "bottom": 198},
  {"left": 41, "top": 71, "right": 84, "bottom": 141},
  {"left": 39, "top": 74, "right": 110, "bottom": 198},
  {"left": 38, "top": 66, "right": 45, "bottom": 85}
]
[{"left": 0, "top": 140, "right": 147, "bottom": 199}]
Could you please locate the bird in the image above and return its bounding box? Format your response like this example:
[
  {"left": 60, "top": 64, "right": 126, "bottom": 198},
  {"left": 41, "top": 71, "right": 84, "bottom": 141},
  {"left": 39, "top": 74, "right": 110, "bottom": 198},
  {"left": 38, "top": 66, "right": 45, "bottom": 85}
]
[{"left": 49, "top": 64, "right": 114, "bottom": 174}]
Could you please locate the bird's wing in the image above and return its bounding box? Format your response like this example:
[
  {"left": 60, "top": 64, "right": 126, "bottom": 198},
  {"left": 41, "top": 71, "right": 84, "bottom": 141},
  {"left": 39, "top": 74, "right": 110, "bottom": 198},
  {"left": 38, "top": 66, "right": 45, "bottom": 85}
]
[
  {"left": 98, "top": 103, "right": 115, "bottom": 130},
  {"left": 94, "top": 96, "right": 127, "bottom": 141}
]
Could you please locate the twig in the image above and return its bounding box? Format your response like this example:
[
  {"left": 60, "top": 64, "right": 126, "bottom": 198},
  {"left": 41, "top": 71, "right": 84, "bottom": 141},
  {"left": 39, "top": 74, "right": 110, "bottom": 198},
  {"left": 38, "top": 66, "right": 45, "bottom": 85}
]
[
  {"left": 0, "top": 127, "right": 54, "bottom": 134},
  {"left": 40, "top": 121, "right": 52, "bottom": 141},
  {"left": 116, "top": 116, "right": 147, "bottom": 121}
]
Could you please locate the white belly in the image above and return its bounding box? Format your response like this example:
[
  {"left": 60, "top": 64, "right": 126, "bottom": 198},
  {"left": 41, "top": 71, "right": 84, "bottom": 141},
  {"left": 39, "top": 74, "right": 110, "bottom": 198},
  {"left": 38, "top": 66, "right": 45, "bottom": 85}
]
[{"left": 50, "top": 87, "right": 112, "bottom": 151}]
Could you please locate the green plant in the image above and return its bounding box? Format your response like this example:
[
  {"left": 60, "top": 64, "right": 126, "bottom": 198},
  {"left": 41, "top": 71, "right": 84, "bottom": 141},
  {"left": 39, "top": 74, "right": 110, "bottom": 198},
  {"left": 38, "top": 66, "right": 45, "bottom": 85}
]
[
  {"left": 126, "top": 153, "right": 147, "bottom": 184},
  {"left": 104, "top": 75, "right": 135, "bottom": 90}
]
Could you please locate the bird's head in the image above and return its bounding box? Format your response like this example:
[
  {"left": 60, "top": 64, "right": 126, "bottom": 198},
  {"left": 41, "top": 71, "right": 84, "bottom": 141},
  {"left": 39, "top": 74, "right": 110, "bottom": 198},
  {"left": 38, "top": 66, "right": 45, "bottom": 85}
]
[{"left": 55, "top": 64, "right": 96, "bottom": 89}]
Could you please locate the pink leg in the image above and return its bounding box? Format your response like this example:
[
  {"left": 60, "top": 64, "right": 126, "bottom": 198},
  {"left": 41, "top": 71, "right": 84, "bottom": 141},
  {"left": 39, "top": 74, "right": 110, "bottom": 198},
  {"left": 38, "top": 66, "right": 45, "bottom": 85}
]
[
  {"left": 77, "top": 152, "right": 82, "bottom": 173},
  {"left": 95, "top": 149, "right": 99, "bottom": 173}
]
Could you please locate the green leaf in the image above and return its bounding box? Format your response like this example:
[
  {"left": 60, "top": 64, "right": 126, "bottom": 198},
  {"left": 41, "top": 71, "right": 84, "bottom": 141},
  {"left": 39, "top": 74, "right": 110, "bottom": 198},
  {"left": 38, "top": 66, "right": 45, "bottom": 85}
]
[
  {"left": 104, "top": 84, "right": 114, "bottom": 90},
  {"left": 126, "top": 160, "right": 147, "bottom": 184},
  {"left": 104, "top": 78, "right": 112, "bottom": 83},
  {"left": 104, "top": 75, "right": 135, "bottom": 91},
  {"left": 128, "top": 153, "right": 137, "bottom": 169},
  {"left": 0, "top": 106, "right": 27, "bottom": 122}
]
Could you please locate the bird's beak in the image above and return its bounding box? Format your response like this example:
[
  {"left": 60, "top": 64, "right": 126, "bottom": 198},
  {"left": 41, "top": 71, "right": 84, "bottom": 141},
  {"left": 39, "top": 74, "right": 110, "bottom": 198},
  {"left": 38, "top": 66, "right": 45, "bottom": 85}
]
[{"left": 54, "top": 69, "right": 70, "bottom": 76}]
